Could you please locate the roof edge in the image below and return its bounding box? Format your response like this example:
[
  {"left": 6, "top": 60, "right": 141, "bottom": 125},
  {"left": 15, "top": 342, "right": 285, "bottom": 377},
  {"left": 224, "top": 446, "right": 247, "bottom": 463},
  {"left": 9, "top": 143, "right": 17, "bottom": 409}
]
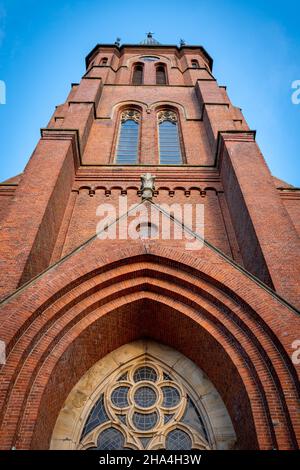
[{"left": 85, "top": 44, "right": 213, "bottom": 70}]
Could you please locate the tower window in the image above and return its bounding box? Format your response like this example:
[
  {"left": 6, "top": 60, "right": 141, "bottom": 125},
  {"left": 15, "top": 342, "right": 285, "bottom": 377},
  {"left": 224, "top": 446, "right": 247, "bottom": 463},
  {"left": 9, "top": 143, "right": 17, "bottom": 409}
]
[
  {"left": 158, "top": 111, "right": 183, "bottom": 164},
  {"left": 191, "top": 60, "right": 200, "bottom": 69},
  {"left": 132, "top": 65, "right": 144, "bottom": 85},
  {"left": 140, "top": 56, "right": 160, "bottom": 62},
  {"left": 115, "top": 110, "right": 140, "bottom": 164},
  {"left": 156, "top": 65, "right": 167, "bottom": 85},
  {"left": 101, "top": 58, "right": 108, "bottom": 65}
]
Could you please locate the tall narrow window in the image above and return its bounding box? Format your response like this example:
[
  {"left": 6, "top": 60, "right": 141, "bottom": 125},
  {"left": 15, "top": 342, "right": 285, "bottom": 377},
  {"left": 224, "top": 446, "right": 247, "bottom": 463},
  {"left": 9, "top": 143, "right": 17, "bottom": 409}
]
[
  {"left": 191, "top": 60, "right": 200, "bottom": 69},
  {"left": 115, "top": 110, "right": 140, "bottom": 164},
  {"left": 156, "top": 65, "right": 167, "bottom": 85},
  {"left": 101, "top": 58, "right": 108, "bottom": 65},
  {"left": 158, "top": 111, "right": 183, "bottom": 164},
  {"left": 132, "top": 65, "right": 143, "bottom": 85}
]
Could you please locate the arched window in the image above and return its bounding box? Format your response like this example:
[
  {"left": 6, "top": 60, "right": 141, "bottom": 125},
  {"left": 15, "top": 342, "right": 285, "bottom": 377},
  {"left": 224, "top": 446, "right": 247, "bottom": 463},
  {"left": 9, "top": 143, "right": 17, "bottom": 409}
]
[
  {"left": 51, "top": 341, "right": 236, "bottom": 450},
  {"left": 79, "top": 360, "right": 210, "bottom": 450},
  {"left": 132, "top": 64, "right": 143, "bottom": 85},
  {"left": 100, "top": 58, "right": 108, "bottom": 65},
  {"left": 158, "top": 110, "right": 183, "bottom": 164},
  {"left": 191, "top": 59, "right": 200, "bottom": 69},
  {"left": 156, "top": 65, "right": 167, "bottom": 85},
  {"left": 115, "top": 110, "right": 140, "bottom": 164}
]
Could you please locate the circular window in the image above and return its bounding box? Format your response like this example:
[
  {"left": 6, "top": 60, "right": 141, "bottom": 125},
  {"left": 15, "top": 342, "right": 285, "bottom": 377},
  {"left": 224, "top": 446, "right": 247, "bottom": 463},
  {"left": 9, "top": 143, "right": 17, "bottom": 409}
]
[
  {"left": 134, "top": 386, "right": 157, "bottom": 408},
  {"left": 133, "top": 411, "right": 158, "bottom": 431},
  {"left": 136, "top": 222, "right": 158, "bottom": 239},
  {"left": 162, "top": 386, "right": 181, "bottom": 408},
  {"left": 111, "top": 386, "right": 129, "bottom": 408},
  {"left": 133, "top": 366, "right": 157, "bottom": 383}
]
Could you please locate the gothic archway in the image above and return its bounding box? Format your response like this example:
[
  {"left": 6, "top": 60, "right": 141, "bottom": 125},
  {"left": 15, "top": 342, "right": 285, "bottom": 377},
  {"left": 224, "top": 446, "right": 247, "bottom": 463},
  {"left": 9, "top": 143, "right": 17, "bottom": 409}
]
[{"left": 0, "top": 246, "right": 299, "bottom": 450}]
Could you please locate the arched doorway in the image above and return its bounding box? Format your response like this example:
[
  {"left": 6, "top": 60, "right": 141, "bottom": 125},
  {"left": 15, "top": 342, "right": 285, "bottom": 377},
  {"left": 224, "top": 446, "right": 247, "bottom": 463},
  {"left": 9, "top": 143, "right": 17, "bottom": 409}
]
[{"left": 50, "top": 341, "right": 236, "bottom": 450}]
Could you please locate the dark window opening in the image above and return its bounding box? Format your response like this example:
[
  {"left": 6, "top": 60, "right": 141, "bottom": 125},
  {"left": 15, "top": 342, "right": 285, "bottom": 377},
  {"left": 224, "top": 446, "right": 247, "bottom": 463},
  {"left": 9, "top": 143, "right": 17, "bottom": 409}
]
[
  {"left": 156, "top": 66, "right": 167, "bottom": 85},
  {"left": 132, "top": 65, "right": 143, "bottom": 85}
]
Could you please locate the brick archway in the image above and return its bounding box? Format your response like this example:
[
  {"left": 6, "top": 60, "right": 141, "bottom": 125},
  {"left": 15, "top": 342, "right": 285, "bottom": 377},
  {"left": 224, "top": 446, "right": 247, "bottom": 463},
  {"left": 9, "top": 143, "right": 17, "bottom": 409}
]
[{"left": 0, "top": 244, "right": 299, "bottom": 450}]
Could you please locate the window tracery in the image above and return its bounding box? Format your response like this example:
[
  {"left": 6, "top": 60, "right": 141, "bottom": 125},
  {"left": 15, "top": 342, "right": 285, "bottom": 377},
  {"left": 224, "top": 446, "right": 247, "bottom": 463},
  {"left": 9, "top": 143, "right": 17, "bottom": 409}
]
[
  {"left": 115, "top": 110, "right": 140, "bottom": 164},
  {"left": 79, "top": 362, "right": 210, "bottom": 450},
  {"left": 157, "top": 110, "right": 183, "bottom": 164}
]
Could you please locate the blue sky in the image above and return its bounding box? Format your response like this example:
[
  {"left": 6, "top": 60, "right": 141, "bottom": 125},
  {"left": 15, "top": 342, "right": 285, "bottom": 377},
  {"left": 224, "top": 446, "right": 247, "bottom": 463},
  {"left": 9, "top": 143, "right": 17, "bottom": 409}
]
[{"left": 0, "top": 0, "right": 299, "bottom": 185}]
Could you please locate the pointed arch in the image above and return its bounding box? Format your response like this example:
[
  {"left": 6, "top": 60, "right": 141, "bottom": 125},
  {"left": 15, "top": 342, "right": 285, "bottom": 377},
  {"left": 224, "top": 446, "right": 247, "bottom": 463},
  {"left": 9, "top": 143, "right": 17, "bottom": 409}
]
[
  {"left": 114, "top": 108, "right": 141, "bottom": 164},
  {"left": 157, "top": 108, "right": 184, "bottom": 164},
  {"left": 0, "top": 246, "right": 299, "bottom": 450}
]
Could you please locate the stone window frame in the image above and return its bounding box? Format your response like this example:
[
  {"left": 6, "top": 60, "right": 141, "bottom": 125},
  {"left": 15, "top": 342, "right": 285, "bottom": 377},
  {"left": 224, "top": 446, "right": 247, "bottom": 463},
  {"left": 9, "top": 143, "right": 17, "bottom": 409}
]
[
  {"left": 156, "top": 108, "right": 186, "bottom": 165},
  {"left": 113, "top": 107, "right": 142, "bottom": 165},
  {"left": 50, "top": 340, "right": 236, "bottom": 450}
]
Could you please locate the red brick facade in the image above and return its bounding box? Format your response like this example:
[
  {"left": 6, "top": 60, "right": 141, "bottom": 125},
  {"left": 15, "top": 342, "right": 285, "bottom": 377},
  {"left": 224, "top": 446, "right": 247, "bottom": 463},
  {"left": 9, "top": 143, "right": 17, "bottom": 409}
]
[{"left": 0, "top": 39, "right": 299, "bottom": 449}]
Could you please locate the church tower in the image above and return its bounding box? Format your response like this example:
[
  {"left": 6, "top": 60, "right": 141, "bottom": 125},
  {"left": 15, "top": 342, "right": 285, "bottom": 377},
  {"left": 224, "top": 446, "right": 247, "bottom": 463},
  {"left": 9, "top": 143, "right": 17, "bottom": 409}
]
[{"left": 0, "top": 34, "right": 299, "bottom": 450}]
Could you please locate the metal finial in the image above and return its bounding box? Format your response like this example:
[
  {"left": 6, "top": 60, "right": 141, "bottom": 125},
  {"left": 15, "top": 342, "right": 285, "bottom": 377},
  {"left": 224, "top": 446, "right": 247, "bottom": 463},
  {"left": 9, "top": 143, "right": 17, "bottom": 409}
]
[
  {"left": 115, "top": 37, "right": 121, "bottom": 46},
  {"left": 180, "top": 38, "right": 186, "bottom": 46}
]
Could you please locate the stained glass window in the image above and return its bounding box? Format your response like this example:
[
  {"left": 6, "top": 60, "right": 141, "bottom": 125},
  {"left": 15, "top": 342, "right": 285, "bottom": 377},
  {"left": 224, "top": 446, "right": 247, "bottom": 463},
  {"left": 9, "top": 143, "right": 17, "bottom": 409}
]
[
  {"left": 111, "top": 386, "right": 129, "bottom": 408},
  {"left": 133, "top": 366, "right": 157, "bottom": 383},
  {"left": 80, "top": 394, "right": 108, "bottom": 440},
  {"left": 158, "top": 111, "right": 183, "bottom": 164},
  {"left": 117, "top": 372, "right": 128, "bottom": 381},
  {"left": 166, "top": 429, "right": 192, "bottom": 450},
  {"left": 134, "top": 386, "right": 157, "bottom": 408},
  {"left": 163, "top": 372, "right": 173, "bottom": 381},
  {"left": 115, "top": 110, "right": 140, "bottom": 164},
  {"left": 181, "top": 397, "right": 208, "bottom": 440},
  {"left": 79, "top": 362, "right": 210, "bottom": 450},
  {"left": 162, "top": 386, "right": 181, "bottom": 408},
  {"left": 97, "top": 428, "right": 125, "bottom": 450},
  {"left": 117, "top": 414, "right": 127, "bottom": 425},
  {"left": 133, "top": 412, "right": 158, "bottom": 431},
  {"left": 164, "top": 414, "right": 175, "bottom": 424},
  {"left": 140, "top": 437, "right": 151, "bottom": 449}
]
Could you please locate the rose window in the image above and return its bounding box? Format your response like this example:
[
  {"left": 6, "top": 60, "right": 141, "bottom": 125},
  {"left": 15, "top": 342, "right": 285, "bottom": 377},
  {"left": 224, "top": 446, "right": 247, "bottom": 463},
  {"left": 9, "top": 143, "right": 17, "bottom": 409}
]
[{"left": 79, "top": 362, "right": 211, "bottom": 450}]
